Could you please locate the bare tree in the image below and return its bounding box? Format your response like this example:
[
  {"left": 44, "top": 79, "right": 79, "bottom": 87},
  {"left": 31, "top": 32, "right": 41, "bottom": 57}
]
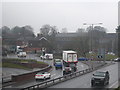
[{"left": 40, "top": 24, "right": 51, "bottom": 36}]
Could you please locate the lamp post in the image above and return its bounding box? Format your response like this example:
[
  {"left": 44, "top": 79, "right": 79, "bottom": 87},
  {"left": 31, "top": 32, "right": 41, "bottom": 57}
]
[
  {"left": 83, "top": 23, "right": 103, "bottom": 68},
  {"left": 83, "top": 23, "right": 103, "bottom": 52}
]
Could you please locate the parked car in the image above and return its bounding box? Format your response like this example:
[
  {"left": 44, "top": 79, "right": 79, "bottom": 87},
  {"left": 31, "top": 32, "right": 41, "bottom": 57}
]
[
  {"left": 35, "top": 72, "right": 51, "bottom": 80},
  {"left": 78, "top": 57, "right": 88, "bottom": 61},
  {"left": 17, "top": 52, "right": 27, "bottom": 57},
  {"left": 107, "top": 52, "right": 115, "bottom": 55},
  {"left": 114, "top": 58, "right": 120, "bottom": 62},
  {"left": 91, "top": 71, "right": 110, "bottom": 87}
]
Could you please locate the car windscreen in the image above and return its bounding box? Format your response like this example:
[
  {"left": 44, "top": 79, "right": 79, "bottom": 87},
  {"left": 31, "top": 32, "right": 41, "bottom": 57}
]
[
  {"left": 55, "top": 62, "right": 62, "bottom": 64},
  {"left": 94, "top": 72, "right": 106, "bottom": 77},
  {"left": 37, "top": 72, "right": 45, "bottom": 74}
]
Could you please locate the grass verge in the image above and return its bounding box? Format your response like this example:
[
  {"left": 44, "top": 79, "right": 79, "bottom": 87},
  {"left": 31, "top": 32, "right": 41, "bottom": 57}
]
[
  {"left": 2, "top": 62, "right": 31, "bottom": 70},
  {"left": 2, "top": 58, "right": 48, "bottom": 69}
]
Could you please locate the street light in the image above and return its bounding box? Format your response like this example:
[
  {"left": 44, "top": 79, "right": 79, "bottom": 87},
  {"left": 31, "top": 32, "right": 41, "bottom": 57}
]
[
  {"left": 83, "top": 23, "right": 103, "bottom": 52},
  {"left": 83, "top": 23, "right": 103, "bottom": 68}
]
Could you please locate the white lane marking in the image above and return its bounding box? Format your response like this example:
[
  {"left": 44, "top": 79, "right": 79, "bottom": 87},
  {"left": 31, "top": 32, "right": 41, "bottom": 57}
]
[{"left": 109, "top": 81, "right": 118, "bottom": 88}]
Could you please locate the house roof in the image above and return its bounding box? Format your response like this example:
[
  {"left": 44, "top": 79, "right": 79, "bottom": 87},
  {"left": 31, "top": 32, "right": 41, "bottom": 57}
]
[{"left": 38, "top": 37, "right": 48, "bottom": 41}]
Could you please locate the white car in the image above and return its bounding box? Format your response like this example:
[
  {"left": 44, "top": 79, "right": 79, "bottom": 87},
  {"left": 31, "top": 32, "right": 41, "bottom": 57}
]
[
  {"left": 40, "top": 54, "right": 53, "bottom": 60},
  {"left": 35, "top": 72, "right": 51, "bottom": 80},
  {"left": 114, "top": 58, "right": 120, "bottom": 62},
  {"left": 17, "top": 52, "right": 27, "bottom": 57}
]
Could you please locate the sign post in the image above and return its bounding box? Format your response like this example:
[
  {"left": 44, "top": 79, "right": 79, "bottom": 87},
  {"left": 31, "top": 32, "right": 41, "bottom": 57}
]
[{"left": 98, "top": 48, "right": 106, "bottom": 63}]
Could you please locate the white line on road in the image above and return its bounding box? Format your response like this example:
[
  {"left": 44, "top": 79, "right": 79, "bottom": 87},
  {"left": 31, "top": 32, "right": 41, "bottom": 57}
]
[{"left": 109, "top": 81, "right": 118, "bottom": 88}]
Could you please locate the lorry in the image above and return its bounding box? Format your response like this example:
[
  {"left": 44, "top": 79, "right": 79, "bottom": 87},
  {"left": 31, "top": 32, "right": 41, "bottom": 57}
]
[
  {"left": 62, "top": 50, "right": 78, "bottom": 75},
  {"left": 17, "top": 51, "right": 27, "bottom": 57},
  {"left": 53, "top": 59, "right": 63, "bottom": 69}
]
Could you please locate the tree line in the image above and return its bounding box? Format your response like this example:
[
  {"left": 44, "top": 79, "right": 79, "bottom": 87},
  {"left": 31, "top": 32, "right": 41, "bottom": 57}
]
[{"left": 1, "top": 24, "right": 117, "bottom": 56}]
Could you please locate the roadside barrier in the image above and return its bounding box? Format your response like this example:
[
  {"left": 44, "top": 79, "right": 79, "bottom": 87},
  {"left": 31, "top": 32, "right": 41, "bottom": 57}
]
[
  {"left": 2, "top": 65, "right": 52, "bottom": 87},
  {"left": 21, "top": 63, "right": 107, "bottom": 90}
]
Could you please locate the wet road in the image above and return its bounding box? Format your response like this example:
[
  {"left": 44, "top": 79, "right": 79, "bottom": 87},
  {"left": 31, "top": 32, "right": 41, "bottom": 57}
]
[
  {"left": 4, "top": 62, "right": 89, "bottom": 88},
  {"left": 48, "top": 62, "right": 119, "bottom": 88},
  {"left": 3, "top": 54, "right": 89, "bottom": 88}
]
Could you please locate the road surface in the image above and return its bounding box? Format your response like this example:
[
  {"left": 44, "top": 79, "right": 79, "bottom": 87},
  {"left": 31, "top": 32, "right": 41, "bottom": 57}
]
[
  {"left": 48, "top": 62, "right": 119, "bottom": 88},
  {"left": 3, "top": 54, "right": 89, "bottom": 88}
]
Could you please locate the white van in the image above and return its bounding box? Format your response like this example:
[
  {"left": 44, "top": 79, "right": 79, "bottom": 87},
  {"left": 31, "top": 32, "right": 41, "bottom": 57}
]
[
  {"left": 17, "top": 52, "right": 27, "bottom": 57},
  {"left": 40, "top": 54, "right": 53, "bottom": 60}
]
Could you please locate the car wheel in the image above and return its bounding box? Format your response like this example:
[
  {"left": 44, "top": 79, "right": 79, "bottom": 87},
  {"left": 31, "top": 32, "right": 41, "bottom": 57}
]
[
  {"left": 63, "top": 71, "right": 65, "bottom": 75},
  {"left": 48, "top": 75, "right": 51, "bottom": 79},
  {"left": 91, "top": 81, "right": 95, "bottom": 87},
  {"left": 91, "top": 83, "right": 94, "bottom": 87},
  {"left": 55, "top": 67, "right": 58, "bottom": 70}
]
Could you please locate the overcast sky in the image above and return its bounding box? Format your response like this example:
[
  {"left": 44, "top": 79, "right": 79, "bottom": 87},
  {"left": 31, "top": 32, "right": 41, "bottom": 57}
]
[{"left": 0, "top": 0, "right": 119, "bottom": 34}]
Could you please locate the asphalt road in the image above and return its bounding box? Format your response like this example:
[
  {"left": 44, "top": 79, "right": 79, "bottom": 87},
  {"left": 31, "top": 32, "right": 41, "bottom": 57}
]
[
  {"left": 3, "top": 54, "right": 89, "bottom": 88},
  {"left": 4, "top": 61, "right": 89, "bottom": 88},
  {"left": 48, "top": 62, "right": 119, "bottom": 89}
]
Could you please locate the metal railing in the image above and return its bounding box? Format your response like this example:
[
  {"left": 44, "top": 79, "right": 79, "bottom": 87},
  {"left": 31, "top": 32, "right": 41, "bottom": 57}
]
[
  {"left": 2, "top": 65, "right": 52, "bottom": 87},
  {"left": 21, "top": 63, "right": 106, "bottom": 90}
]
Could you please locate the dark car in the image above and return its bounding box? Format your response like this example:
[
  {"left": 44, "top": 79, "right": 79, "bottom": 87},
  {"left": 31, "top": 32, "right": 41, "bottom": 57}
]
[
  {"left": 63, "top": 67, "right": 72, "bottom": 75},
  {"left": 91, "top": 71, "right": 110, "bottom": 87}
]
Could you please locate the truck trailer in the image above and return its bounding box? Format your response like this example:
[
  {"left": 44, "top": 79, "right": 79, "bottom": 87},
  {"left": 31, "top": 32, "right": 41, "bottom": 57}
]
[{"left": 62, "top": 50, "right": 78, "bottom": 74}]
